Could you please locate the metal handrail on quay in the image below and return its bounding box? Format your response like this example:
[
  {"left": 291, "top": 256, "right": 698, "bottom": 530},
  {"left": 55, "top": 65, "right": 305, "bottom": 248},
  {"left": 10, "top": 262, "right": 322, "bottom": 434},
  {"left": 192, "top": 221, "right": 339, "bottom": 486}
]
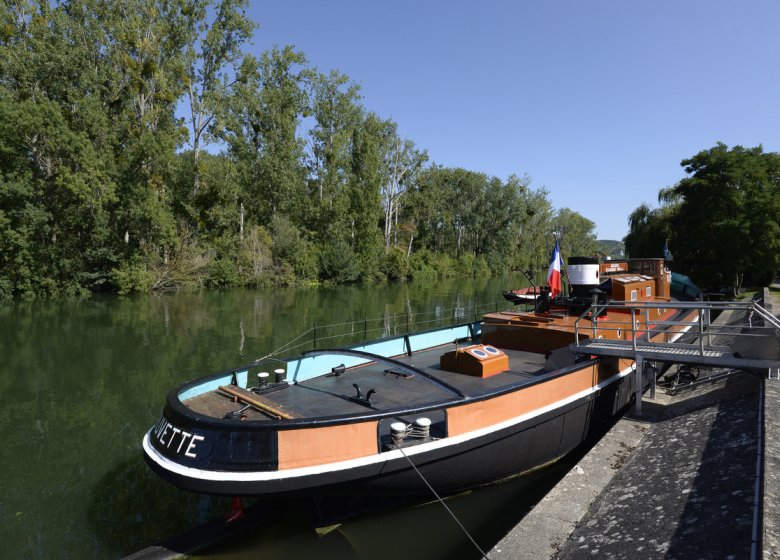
[
  {"left": 574, "top": 300, "right": 780, "bottom": 353},
  {"left": 571, "top": 300, "right": 780, "bottom": 415}
]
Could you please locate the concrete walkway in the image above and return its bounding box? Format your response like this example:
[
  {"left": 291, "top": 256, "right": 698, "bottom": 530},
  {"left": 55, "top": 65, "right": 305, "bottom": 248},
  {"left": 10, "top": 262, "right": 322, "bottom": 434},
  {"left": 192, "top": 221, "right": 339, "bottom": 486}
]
[
  {"left": 762, "top": 286, "right": 780, "bottom": 560},
  {"left": 490, "top": 372, "right": 761, "bottom": 560},
  {"left": 557, "top": 378, "right": 760, "bottom": 560},
  {"left": 491, "top": 290, "right": 780, "bottom": 560}
]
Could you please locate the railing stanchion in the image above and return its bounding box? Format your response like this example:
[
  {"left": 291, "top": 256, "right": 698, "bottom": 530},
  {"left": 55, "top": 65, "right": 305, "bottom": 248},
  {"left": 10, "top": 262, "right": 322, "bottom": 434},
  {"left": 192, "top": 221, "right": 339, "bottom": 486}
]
[
  {"left": 575, "top": 316, "right": 580, "bottom": 346},
  {"left": 635, "top": 355, "right": 644, "bottom": 416},
  {"left": 698, "top": 310, "right": 705, "bottom": 355},
  {"left": 631, "top": 308, "right": 637, "bottom": 351}
]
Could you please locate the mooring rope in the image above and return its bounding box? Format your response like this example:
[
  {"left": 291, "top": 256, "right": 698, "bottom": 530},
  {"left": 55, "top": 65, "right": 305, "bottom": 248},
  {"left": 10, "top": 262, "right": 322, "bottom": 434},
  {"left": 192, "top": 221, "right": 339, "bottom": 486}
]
[
  {"left": 252, "top": 327, "right": 314, "bottom": 364},
  {"left": 394, "top": 442, "right": 489, "bottom": 559}
]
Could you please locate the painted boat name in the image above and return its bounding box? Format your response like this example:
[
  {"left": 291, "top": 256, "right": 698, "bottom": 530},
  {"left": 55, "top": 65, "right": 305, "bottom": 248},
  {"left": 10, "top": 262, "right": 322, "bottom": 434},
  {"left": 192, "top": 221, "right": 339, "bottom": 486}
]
[{"left": 153, "top": 417, "right": 205, "bottom": 458}]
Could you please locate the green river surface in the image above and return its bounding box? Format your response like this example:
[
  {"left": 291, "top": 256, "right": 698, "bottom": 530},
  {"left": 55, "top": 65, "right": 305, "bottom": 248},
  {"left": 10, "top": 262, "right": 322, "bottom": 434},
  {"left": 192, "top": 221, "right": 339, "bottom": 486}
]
[{"left": 1, "top": 274, "right": 598, "bottom": 559}]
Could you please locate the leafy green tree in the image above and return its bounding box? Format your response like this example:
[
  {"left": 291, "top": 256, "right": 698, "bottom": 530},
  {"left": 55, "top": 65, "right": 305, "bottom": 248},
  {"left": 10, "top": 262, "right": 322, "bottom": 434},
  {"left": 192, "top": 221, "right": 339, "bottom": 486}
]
[
  {"left": 104, "top": 0, "right": 200, "bottom": 291},
  {"left": 220, "top": 46, "right": 309, "bottom": 228},
  {"left": 183, "top": 0, "right": 255, "bottom": 200},
  {"left": 0, "top": 1, "right": 610, "bottom": 296},
  {"left": 271, "top": 214, "right": 318, "bottom": 282},
  {"left": 307, "top": 70, "right": 361, "bottom": 220},
  {"left": 662, "top": 143, "right": 780, "bottom": 289},
  {"left": 0, "top": 1, "right": 121, "bottom": 296},
  {"left": 406, "top": 165, "right": 451, "bottom": 255},
  {"left": 380, "top": 127, "right": 427, "bottom": 250},
  {"left": 623, "top": 202, "right": 673, "bottom": 259},
  {"left": 306, "top": 69, "right": 364, "bottom": 281},
  {"left": 346, "top": 113, "right": 386, "bottom": 280},
  {"left": 471, "top": 175, "right": 528, "bottom": 267},
  {"left": 407, "top": 167, "right": 556, "bottom": 280},
  {"left": 511, "top": 181, "right": 554, "bottom": 277},
  {"left": 554, "top": 208, "right": 598, "bottom": 258}
]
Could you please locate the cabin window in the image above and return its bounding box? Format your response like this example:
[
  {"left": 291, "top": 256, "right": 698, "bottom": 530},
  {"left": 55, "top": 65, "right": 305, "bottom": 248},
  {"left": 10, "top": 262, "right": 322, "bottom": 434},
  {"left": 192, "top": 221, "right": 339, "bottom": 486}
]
[
  {"left": 646, "top": 286, "right": 652, "bottom": 298},
  {"left": 630, "top": 289, "right": 638, "bottom": 301}
]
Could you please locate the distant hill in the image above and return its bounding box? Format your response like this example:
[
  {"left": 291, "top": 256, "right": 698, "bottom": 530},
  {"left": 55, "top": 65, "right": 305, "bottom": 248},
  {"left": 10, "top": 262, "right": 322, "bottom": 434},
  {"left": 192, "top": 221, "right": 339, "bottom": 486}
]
[{"left": 596, "top": 240, "right": 625, "bottom": 258}]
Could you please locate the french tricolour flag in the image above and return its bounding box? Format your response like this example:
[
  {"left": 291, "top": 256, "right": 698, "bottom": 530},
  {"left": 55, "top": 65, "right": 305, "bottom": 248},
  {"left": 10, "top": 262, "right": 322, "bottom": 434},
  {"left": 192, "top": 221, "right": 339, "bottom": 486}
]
[{"left": 547, "top": 240, "right": 563, "bottom": 299}]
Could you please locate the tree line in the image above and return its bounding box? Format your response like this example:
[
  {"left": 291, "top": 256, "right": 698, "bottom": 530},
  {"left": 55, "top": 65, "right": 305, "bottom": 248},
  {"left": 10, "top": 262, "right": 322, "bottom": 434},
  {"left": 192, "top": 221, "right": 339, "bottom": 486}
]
[
  {"left": 0, "top": 0, "right": 599, "bottom": 299},
  {"left": 624, "top": 143, "right": 780, "bottom": 292}
]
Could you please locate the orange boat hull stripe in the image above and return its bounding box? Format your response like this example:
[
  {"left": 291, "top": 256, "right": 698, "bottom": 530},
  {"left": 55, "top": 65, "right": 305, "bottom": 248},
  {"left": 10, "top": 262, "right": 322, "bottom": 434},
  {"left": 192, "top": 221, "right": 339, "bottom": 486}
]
[
  {"left": 278, "top": 421, "right": 379, "bottom": 469},
  {"left": 447, "top": 364, "right": 598, "bottom": 436}
]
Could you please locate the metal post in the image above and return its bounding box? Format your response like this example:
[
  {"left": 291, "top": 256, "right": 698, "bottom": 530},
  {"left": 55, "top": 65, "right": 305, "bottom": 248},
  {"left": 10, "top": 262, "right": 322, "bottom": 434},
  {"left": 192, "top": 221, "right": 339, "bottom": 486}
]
[
  {"left": 650, "top": 362, "right": 656, "bottom": 400},
  {"left": 698, "top": 311, "right": 705, "bottom": 355},
  {"left": 631, "top": 308, "right": 637, "bottom": 351},
  {"left": 313, "top": 323, "right": 317, "bottom": 350},
  {"left": 635, "top": 355, "right": 644, "bottom": 416}
]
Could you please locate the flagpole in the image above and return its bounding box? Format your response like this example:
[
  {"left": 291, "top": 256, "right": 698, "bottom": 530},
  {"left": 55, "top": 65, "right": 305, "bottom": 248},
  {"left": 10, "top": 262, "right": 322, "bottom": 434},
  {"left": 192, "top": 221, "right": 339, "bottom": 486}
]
[{"left": 556, "top": 233, "right": 571, "bottom": 297}]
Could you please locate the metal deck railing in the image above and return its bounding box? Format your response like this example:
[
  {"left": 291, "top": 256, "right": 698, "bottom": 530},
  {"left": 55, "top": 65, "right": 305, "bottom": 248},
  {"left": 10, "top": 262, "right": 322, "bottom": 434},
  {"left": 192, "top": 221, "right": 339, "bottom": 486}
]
[{"left": 255, "top": 298, "right": 515, "bottom": 361}]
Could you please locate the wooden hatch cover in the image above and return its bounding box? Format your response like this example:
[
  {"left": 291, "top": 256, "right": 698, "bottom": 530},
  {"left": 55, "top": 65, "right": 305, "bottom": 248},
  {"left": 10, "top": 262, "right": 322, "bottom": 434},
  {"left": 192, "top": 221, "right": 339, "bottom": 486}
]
[{"left": 439, "top": 344, "right": 509, "bottom": 378}]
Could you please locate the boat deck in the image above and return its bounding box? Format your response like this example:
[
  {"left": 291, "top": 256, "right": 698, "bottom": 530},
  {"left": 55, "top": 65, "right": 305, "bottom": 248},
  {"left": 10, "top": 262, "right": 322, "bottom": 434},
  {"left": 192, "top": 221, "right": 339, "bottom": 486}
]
[{"left": 183, "top": 342, "right": 553, "bottom": 421}]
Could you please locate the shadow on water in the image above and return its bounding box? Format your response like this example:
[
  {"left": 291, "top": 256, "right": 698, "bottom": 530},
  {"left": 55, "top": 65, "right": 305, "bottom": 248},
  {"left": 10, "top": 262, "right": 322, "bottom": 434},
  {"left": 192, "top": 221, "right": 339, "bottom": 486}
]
[
  {"left": 93, "top": 458, "right": 572, "bottom": 559},
  {"left": 189, "top": 463, "right": 574, "bottom": 560},
  {"left": 87, "top": 455, "right": 232, "bottom": 557}
]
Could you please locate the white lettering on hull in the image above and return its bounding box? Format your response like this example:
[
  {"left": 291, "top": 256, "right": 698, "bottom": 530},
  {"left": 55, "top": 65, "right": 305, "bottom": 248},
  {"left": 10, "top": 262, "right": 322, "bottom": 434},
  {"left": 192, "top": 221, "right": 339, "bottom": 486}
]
[
  {"left": 185, "top": 435, "right": 206, "bottom": 458},
  {"left": 153, "top": 417, "right": 206, "bottom": 459}
]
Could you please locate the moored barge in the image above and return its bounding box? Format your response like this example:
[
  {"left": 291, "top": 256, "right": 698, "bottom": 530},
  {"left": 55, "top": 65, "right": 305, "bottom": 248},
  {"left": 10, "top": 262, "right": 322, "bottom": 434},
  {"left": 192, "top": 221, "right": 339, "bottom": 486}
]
[{"left": 143, "top": 257, "right": 698, "bottom": 497}]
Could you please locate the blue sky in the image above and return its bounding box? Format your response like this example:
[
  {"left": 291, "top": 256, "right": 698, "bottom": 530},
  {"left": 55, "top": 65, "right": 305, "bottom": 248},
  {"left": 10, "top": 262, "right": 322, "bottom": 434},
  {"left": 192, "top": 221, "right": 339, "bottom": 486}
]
[{"left": 243, "top": 1, "right": 780, "bottom": 241}]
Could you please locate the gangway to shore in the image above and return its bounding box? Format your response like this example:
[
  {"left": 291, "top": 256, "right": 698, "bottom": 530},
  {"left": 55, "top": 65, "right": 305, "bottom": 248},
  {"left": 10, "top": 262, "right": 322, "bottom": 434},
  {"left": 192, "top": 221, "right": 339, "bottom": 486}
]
[{"left": 571, "top": 300, "right": 780, "bottom": 414}]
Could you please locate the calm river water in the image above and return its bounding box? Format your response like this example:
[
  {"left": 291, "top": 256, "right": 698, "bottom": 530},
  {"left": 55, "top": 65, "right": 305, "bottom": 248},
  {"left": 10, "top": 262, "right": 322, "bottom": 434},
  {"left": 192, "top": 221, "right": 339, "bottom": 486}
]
[{"left": 1, "top": 274, "right": 593, "bottom": 559}]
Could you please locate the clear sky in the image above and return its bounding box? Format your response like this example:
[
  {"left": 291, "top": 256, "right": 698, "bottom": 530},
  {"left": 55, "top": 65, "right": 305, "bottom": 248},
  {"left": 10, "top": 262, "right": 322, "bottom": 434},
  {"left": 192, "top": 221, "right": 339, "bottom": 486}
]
[{"left": 243, "top": 0, "right": 780, "bottom": 241}]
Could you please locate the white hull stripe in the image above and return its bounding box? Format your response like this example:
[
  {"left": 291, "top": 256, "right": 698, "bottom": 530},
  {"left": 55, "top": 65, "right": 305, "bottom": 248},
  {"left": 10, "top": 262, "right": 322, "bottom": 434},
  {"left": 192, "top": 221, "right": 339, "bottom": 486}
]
[{"left": 144, "top": 323, "right": 692, "bottom": 484}]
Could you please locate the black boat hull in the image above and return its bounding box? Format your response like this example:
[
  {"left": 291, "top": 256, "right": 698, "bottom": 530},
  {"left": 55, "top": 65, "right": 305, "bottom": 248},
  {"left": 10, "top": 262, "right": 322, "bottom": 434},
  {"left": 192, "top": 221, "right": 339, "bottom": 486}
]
[{"left": 143, "top": 370, "right": 636, "bottom": 497}]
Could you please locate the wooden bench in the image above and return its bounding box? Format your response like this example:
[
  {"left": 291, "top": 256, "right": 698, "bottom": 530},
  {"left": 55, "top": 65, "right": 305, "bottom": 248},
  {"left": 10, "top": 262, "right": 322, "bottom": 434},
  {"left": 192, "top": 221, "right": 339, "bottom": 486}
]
[{"left": 218, "top": 385, "right": 302, "bottom": 420}]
